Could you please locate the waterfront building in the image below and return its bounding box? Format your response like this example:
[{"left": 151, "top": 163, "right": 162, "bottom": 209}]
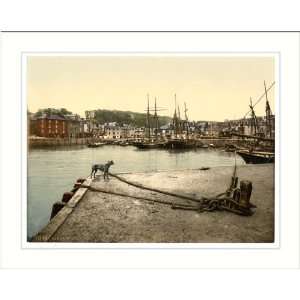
[
  {"left": 221, "top": 115, "right": 275, "bottom": 138},
  {"left": 103, "top": 125, "right": 123, "bottom": 139},
  {"left": 28, "top": 111, "right": 34, "bottom": 136},
  {"left": 65, "top": 114, "right": 82, "bottom": 138},
  {"left": 160, "top": 124, "right": 173, "bottom": 138},
  {"left": 31, "top": 114, "right": 69, "bottom": 138},
  {"left": 102, "top": 123, "right": 142, "bottom": 140},
  {"left": 121, "top": 125, "right": 136, "bottom": 139},
  {"left": 133, "top": 127, "right": 145, "bottom": 139}
]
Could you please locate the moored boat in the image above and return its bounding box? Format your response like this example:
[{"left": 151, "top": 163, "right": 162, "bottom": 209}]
[
  {"left": 134, "top": 140, "right": 166, "bottom": 149},
  {"left": 163, "top": 138, "right": 196, "bottom": 149},
  {"left": 237, "top": 150, "right": 274, "bottom": 164},
  {"left": 87, "top": 142, "right": 105, "bottom": 148}
]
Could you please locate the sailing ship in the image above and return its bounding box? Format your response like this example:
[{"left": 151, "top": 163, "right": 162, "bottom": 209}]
[
  {"left": 235, "top": 81, "right": 275, "bottom": 164},
  {"left": 236, "top": 150, "right": 274, "bottom": 164},
  {"left": 134, "top": 95, "right": 167, "bottom": 149},
  {"left": 164, "top": 95, "right": 197, "bottom": 150}
]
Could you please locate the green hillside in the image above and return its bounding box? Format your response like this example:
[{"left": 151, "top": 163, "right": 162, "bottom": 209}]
[{"left": 94, "top": 109, "right": 172, "bottom": 127}]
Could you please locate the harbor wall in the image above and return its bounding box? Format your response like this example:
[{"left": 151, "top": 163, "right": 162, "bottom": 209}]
[{"left": 29, "top": 137, "right": 95, "bottom": 148}]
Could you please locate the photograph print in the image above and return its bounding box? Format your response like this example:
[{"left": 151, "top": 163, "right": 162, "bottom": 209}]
[{"left": 26, "top": 54, "right": 276, "bottom": 244}]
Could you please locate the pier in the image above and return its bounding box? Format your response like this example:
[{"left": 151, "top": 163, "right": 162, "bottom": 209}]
[{"left": 32, "top": 164, "right": 274, "bottom": 243}]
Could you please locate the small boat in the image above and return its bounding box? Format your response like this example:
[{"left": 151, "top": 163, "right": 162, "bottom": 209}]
[
  {"left": 164, "top": 138, "right": 196, "bottom": 149},
  {"left": 119, "top": 141, "right": 130, "bottom": 146},
  {"left": 237, "top": 150, "right": 274, "bottom": 164},
  {"left": 225, "top": 144, "right": 238, "bottom": 152},
  {"left": 87, "top": 142, "right": 105, "bottom": 148},
  {"left": 134, "top": 140, "right": 166, "bottom": 149}
]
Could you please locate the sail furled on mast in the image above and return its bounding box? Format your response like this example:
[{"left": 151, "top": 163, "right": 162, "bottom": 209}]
[
  {"left": 249, "top": 97, "right": 258, "bottom": 136},
  {"left": 264, "top": 81, "right": 273, "bottom": 138},
  {"left": 146, "top": 94, "right": 151, "bottom": 139}
]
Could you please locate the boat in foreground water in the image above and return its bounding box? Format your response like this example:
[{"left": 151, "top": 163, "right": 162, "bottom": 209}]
[
  {"left": 87, "top": 142, "right": 106, "bottom": 148},
  {"left": 237, "top": 150, "right": 274, "bottom": 164}
]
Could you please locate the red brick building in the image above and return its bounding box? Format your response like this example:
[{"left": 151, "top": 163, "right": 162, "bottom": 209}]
[{"left": 31, "top": 115, "right": 69, "bottom": 138}]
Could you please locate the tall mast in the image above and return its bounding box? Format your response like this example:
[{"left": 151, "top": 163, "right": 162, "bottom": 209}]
[
  {"left": 177, "top": 105, "right": 181, "bottom": 134},
  {"left": 184, "top": 102, "right": 189, "bottom": 137},
  {"left": 154, "top": 97, "right": 158, "bottom": 141},
  {"left": 173, "top": 94, "right": 178, "bottom": 135},
  {"left": 146, "top": 94, "right": 151, "bottom": 139},
  {"left": 249, "top": 97, "right": 258, "bottom": 135},
  {"left": 264, "top": 80, "right": 272, "bottom": 138}
]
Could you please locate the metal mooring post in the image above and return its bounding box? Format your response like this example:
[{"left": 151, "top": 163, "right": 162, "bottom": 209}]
[{"left": 239, "top": 180, "right": 253, "bottom": 208}]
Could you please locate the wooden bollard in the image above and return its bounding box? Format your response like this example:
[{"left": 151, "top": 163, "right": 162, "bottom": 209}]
[
  {"left": 239, "top": 180, "right": 252, "bottom": 208},
  {"left": 73, "top": 182, "right": 82, "bottom": 189},
  {"left": 71, "top": 182, "right": 82, "bottom": 193},
  {"left": 61, "top": 192, "right": 74, "bottom": 203},
  {"left": 50, "top": 201, "right": 65, "bottom": 220},
  {"left": 76, "top": 178, "right": 85, "bottom": 183}
]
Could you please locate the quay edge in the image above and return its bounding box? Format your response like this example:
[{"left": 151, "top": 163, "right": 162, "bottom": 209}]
[{"left": 31, "top": 164, "right": 275, "bottom": 243}]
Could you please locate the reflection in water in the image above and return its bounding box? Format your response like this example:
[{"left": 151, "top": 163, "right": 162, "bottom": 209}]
[{"left": 27, "top": 145, "right": 245, "bottom": 238}]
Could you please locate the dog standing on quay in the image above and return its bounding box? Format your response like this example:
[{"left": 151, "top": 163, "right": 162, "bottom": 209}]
[{"left": 91, "top": 160, "right": 114, "bottom": 179}]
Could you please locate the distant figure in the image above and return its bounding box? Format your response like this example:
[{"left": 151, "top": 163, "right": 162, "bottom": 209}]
[{"left": 91, "top": 160, "right": 114, "bottom": 179}]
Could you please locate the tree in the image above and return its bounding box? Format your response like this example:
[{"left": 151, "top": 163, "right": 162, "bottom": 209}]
[{"left": 34, "top": 108, "right": 73, "bottom": 117}]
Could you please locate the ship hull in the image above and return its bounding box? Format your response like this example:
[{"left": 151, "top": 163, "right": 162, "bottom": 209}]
[
  {"left": 163, "top": 139, "right": 196, "bottom": 149},
  {"left": 134, "top": 141, "right": 166, "bottom": 149},
  {"left": 87, "top": 143, "right": 105, "bottom": 148},
  {"left": 237, "top": 151, "right": 274, "bottom": 164}
]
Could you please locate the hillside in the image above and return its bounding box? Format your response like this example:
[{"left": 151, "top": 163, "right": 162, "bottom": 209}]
[{"left": 94, "top": 109, "right": 172, "bottom": 127}]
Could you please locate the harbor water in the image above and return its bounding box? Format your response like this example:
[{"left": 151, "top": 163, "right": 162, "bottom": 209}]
[{"left": 27, "top": 145, "right": 245, "bottom": 238}]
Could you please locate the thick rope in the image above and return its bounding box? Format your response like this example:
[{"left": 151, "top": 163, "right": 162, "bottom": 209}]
[
  {"left": 80, "top": 185, "right": 254, "bottom": 216},
  {"left": 80, "top": 155, "right": 254, "bottom": 216},
  {"left": 81, "top": 185, "right": 178, "bottom": 207},
  {"left": 107, "top": 172, "right": 204, "bottom": 204},
  {"left": 89, "top": 153, "right": 239, "bottom": 204}
]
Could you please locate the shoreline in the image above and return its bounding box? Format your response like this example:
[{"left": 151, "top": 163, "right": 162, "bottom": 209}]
[{"left": 28, "top": 136, "right": 243, "bottom": 149}]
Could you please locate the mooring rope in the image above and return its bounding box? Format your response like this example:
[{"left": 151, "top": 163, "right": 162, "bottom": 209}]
[
  {"left": 78, "top": 153, "right": 254, "bottom": 216},
  {"left": 107, "top": 172, "right": 204, "bottom": 203},
  {"left": 81, "top": 185, "right": 196, "bottom": 208},
  {"left": 86, "top": 154, "right": 239, "bottom": 206},
  {"left": 108, "top": 153, "right": 238, "bottom": 202},
  {"left": 80, "top": 184, "right": 253, "bottom": 216}
]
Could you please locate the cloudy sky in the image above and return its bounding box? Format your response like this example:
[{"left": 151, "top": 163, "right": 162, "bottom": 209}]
[{"left": 27, "top": 55, "right": 275, "bottom": 121}]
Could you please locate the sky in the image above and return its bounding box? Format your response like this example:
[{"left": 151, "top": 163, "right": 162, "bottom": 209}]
[{"left": 27, "top": 56, "right": 275, "bottom": 122}]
